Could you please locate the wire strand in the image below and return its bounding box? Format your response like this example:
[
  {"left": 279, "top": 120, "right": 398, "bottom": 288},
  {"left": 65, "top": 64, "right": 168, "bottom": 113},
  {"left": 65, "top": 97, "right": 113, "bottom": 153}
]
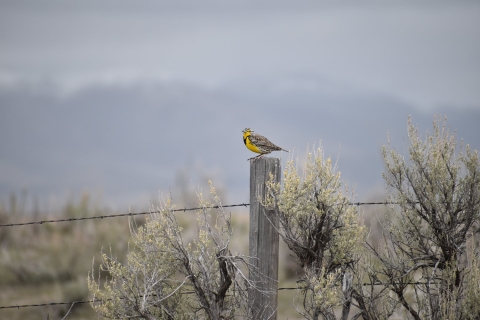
[
  {"left": 0, "top": 203, "right": 250, "bottom": 227},
  {"left": 0, "top": 201, "right": 405, "bottom": 228},
  {"left": 0, "top": 300, "right": 93, "bottom": 310},
  {"left": 0, "top": 282, "right": 440, "bottom": 310}
]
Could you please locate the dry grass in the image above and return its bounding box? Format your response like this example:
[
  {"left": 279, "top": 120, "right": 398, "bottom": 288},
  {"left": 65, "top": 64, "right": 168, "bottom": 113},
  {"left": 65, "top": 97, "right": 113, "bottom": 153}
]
[{"left": 0, "top": 193, "right": 133, "bottom": 320}]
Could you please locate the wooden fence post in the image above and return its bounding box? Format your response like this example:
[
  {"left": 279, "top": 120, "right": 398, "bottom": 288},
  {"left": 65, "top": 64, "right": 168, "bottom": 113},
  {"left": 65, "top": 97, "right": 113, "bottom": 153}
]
[{"left": 249, "top": 157, "right": 280, "bottom": 319}]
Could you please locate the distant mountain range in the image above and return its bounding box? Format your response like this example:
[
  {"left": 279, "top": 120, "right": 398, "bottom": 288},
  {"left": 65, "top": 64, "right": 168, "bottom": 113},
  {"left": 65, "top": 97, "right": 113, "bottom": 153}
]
[{"left": 1, "top": 78, "right": 479, "bottom": 211}]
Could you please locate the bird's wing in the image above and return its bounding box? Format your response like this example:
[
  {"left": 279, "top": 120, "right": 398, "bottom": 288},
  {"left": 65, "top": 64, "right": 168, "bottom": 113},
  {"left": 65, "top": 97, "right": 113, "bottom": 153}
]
[{"left": 249, "top": 133, "right": 282, "bottom": 151}]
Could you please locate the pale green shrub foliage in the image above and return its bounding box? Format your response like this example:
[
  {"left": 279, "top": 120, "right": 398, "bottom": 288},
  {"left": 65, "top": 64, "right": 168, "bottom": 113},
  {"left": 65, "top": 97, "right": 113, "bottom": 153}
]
[
  {"left": 309, "top": 267, "right": 341, "bottom": 311},
  {"left": 374, "top": 115, "right": 480, "bottom": 320},
  {"left": 462, "top": 238, "right": 480, "bottom": 319},
  {"left": 264, "top": 146, "right": 366, "bottom": 319},
  {"left": 88, "top": 182, "right": 254, "bottom": 320},
  {"left": 88, "top": 197, "right": 189, "bottom": 319}
]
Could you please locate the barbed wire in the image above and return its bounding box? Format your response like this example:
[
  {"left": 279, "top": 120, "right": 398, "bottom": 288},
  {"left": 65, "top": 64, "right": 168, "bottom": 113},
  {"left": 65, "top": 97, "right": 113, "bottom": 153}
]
[
  {"left": 350, "top": 201, "right": 401, "bottom": 206},
  {"left": 0, "top": 291, "right": 198, "bottom": 310},
  {"left": 0, "top": 203, "right": 250, "bottom": 227},
  {"left": 0, "top": 201, "right": 404, "bottom": 228},
  {"left": 0, "top": 300, "right": 92, "bottom": 310},
  {"left": 0, "top": 281, "right": 442, "bottom": 310}
]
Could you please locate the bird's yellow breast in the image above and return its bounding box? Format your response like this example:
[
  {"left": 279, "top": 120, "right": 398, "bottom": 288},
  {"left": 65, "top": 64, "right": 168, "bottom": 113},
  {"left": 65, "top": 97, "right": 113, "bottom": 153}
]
[{"left": 243, "top": 132, "right": 262, "bottom": 154}]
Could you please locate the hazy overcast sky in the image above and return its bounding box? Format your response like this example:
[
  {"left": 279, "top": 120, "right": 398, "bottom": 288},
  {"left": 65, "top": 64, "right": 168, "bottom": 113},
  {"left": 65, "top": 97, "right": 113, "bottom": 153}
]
[
  {"left": 1, "top": 1, "right": 479, "bottom": 210},
  {"left": 1, "top": 1, "right": 479, "bottom": 108}
]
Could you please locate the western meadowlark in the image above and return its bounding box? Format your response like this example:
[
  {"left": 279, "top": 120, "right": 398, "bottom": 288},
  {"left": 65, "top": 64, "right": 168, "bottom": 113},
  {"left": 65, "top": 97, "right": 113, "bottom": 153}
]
[{"left": 242, "top": 128, "right": 288, "bottom": 161}]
